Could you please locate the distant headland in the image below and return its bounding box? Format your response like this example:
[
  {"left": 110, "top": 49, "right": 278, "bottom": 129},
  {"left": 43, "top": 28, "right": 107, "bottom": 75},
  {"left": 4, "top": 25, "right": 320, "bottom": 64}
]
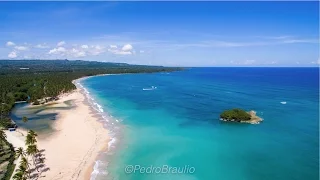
[{"left": 220, "top": 108, "right": 262, "bottom": 124}]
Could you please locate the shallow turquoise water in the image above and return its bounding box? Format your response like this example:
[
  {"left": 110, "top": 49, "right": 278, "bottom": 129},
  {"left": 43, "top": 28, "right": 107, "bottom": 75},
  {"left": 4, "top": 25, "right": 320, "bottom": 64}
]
[{"left": 82, "top": 68, "right": 319, "bottom": 180}]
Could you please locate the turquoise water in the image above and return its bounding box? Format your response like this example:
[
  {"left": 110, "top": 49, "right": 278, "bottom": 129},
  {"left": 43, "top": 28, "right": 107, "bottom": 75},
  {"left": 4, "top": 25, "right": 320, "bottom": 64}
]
[{"left": 81, "top": 68, "right": 319, "bottom": 180}]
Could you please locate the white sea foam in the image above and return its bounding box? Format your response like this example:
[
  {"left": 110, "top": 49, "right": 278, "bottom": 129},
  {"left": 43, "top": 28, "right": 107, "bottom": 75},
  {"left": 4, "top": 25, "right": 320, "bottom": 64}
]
[
  {"left": 108, "top": 138, "right": 117, "bottom": 150},
  {"left": 93, "top": 102, "right": 104, "bottom": 112},
  {"left": 90, "top": 160, "right": 102, "bottom": 180},
  {"left": 280, "top": 101, "right": 287, "bottom": 104}
]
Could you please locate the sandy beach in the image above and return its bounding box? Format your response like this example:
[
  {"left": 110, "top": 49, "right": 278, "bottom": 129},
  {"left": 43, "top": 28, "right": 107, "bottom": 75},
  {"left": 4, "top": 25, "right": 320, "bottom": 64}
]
[{"left": 5, "top": 85, "right": 109, "bottom": 180}]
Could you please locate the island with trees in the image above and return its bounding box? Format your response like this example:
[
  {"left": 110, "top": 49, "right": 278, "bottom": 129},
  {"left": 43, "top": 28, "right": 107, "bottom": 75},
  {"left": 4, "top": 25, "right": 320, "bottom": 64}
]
[{"left": 220, "top": 108, "right": 262, "bottom": 124}]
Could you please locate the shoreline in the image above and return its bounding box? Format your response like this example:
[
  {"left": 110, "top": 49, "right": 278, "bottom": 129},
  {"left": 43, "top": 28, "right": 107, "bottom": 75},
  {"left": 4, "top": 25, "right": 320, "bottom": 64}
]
[
  {"left": 73, "top": 75, "right": 110, "bottom": 179},
  {"left": 5, "top": 75, "right": 111, "bottom": 180}
]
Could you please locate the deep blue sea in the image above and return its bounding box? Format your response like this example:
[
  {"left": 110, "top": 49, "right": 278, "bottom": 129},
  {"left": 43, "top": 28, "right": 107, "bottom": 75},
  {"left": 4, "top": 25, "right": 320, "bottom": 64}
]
[{"left": 80, "top": 67, "right": 319, "bottom": 180}]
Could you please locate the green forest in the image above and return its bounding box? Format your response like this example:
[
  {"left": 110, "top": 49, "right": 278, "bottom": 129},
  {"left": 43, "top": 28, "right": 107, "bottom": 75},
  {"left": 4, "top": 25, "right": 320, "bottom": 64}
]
[
  {"left": 0, "top": 60, "right": 182, "bottom": 128},
  {"left": 220, "top": 108, "right": 251, "bottom": 121}
]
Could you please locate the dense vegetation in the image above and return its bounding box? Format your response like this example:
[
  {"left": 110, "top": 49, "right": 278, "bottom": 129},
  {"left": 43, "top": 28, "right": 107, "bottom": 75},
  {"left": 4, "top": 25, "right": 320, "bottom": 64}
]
[
  {"left": 0, "top": 129, "right": 15, "bottom": 180},
  {"left": 220, "top": 108, "right": 251, "bottom": 121},
  {"left": 0, "top": 60, "right": 182, "bottom": 128}
]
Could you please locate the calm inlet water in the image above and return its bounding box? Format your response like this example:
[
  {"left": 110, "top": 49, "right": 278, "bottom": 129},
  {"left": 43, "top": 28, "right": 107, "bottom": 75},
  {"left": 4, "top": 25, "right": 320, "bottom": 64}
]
[
  {"left": 52, "top": 68, "right": 320, "bottom": 180},
  {"left": 10, "top": 100, "right": 75, "bottom": 134}
]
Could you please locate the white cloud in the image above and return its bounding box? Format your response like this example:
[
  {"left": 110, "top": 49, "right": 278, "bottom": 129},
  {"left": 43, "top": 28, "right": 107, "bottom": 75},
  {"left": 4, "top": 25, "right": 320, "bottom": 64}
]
[
  {"left": 14, "top": 46, "right": 28, "bottom": 51},
  {"left": 81, "top": 45, "right": 89, "bottom": 49},
  {"left": 108, "top": 48, "right": 132, "bottom": 55},
  {"left": 57, "top": 41, "right": 66, "bottom": 46},
  {"left": 139, "top": 50, "right": 144, "bottom": 53},
  {"left": 107, "top": 44, "right": 134, "bottom": 55},
  {"left": 48, "top": 47, "right": 66, "bottom": 54},
  {"left": 311, "top": 59, "right": 320, "bottom": 65},
  {"left": 282, "top": 39, "right": 319, "bottom": 44},
  {"left": 6, "top": 41, "right": 15, "bottom": 47},
  {"left": 110, "top": 45, "right": 117, "bottom": 49},
  {"left": 48, "top": 46, "right": 87, "bottom": 57},
  {"left": 8, "top": 51, "right": 17, "bottom": 58},
  {"left": 76, "top": 51, "right": 86, "bottom": 57},
  {"left": 243, "top": 60, "right": 256, "bottom": 65},
  {"left": 89, "top": 45, "right": 105, "bottom": 55},
  {"left": 71, "top": 48, "right": 86, "bottom": 57},
  {"left": 95, "top": 45, "right": 103, "bottom": 50},
  {"left": 35, "top": 44, "right": 49, "bottom": 49},
  {"left": 122, "top": 44, "right": 133, "bottom": 51}
]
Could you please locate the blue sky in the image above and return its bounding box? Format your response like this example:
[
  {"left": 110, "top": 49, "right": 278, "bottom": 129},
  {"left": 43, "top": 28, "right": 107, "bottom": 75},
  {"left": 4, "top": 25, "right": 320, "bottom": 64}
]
[{"left": 0, "top": 1, "right": 319, "bottom": 66}]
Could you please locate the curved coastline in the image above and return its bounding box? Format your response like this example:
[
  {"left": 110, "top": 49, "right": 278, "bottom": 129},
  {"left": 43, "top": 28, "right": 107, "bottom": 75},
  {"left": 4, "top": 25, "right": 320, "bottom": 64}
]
[
  {"left": 40, "top": 77, "right": 112, "bottom": 180},
  {"left": 4, "top": 74, "right": 119, "bottom": 180},
  {"left": 74, "top": 75, "right": 121, "bottom": 180}
]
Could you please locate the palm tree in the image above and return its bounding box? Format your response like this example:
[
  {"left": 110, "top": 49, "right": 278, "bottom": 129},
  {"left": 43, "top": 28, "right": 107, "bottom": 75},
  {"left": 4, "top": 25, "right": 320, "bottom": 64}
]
[
  {"left": 12, "top": 171, "right": 25, "bottom": 180},
  {"left": 28, "top": 130, "right": 37, "bottom": 137},
  {"left": 15, "top": 147, "right": 26, "bottom": 159},
  {"left": 0, "top": 129, "right": 6, "bottom": 151},
  {"left": 0, "top": 129, "right": 6, "bottom": 141},
  {"left": 26, "top": 144, "right": 39, "bottom": 172},
  {"left": 13, "top": 165, "right": 28, "bottom": 180},
  {"left": 21, "top": 156, "right": 31, "bottom": 168},
  {"left": 20, "top": 156, "right": 31, "bottom": 178},
  {"left": 25, "top": 131, "right": 37, "bottom": 146},
  {"left": 22, "top": 116, "right": 28, "bottom": 123}
]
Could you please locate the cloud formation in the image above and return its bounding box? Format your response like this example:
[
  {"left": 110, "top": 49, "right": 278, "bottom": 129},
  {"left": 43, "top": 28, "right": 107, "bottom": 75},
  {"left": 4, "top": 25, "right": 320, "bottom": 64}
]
[
  {"left": 48, "top": 47, "right": 66, "bottom": 54},
  {"left": 71, "top": 48, "right": 86, "bottom": 57},
  {"left": 110, "top": 45, "right": 117, "bottom": 49},
  {"left": 122, "top": 44, "right": 133, "bottom": 51},
  {"left": 244, "top": 60, "right": 256, "bottom": 65},
  {"left": 8, "top": 51, "right": 17, "bottom": 58},
  {"left": 6, "top": 41, "right": 15, "bottom": 47},
  {"left": 14, "top": 46, "right": 28, "bottom": 51},
  {"left": 57, "top": 41, "right": 66, "bottom": 46},
  {"left": 35, "top": 44, "right": 50, "bottom": 49},
  {"left": 81, "top": 45, "right": 89, "bottom": 49},
  {"left": 108, "top": 44, "right": 134, "bottom": 55}
]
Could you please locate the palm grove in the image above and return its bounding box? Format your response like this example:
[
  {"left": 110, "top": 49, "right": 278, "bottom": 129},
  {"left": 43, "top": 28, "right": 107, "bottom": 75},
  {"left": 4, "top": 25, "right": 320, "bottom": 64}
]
[{"left": 13, "top": 130, "right": 45, "bottom": 180}]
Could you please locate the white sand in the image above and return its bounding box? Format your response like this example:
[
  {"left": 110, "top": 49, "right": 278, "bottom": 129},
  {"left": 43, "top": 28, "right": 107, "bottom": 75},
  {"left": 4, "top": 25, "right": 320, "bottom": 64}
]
[{"left": 6, "top": 89, "right": 109, "bottom": 180}]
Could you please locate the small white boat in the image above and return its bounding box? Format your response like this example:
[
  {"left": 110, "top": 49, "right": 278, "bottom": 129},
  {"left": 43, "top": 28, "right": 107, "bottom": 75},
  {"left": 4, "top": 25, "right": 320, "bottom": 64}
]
[
  {"left": 143, "top": 86, "right": 157, "bottom": 91},
  {"left": 280, "top": 101, "right": 287, "bottom": 104}
]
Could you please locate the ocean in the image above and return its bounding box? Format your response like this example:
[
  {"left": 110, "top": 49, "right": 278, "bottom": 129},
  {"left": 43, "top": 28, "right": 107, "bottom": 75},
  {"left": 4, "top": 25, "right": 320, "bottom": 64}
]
[{"left": 79, "top": 67, "right": 318, "bottom": 180}]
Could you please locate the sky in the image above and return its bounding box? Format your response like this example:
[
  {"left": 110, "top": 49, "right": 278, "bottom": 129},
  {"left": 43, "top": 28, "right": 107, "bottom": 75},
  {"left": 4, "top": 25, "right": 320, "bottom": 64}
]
[{"left": 0, "top": 1, "right": 319, "bottom": 67}]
